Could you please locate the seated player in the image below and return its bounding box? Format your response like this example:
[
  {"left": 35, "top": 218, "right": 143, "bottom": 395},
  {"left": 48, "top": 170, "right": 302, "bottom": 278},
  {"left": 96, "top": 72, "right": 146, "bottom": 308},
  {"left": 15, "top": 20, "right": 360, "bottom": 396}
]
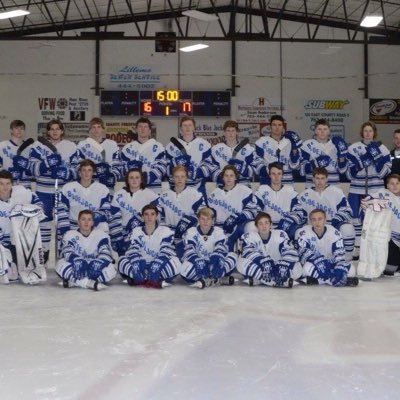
[
  {"left": 253, "top": 162, "right": 304, "bottom": 238},
  {"left": 57, "top": 160, "right": 111, "bottom": 239},
  {"left": 0, "top": 170, "right": 45, "bottom": 284},
  {"left": 118, "top": 204, "right": 180, "bottom": 288},
  {"left": 157, "top": 165, "right": 206, "bottom": 253},
  {"left": 300, "top": 118, "right": 348, "bottom": 187},
  {"left": 109, "top": 168, "right": 159, "bottom": 256},
  {"left": 208, "top": 165, "right": 257, "bottom": 250},
  {"left": 210, "top": 120, "right": 256, "bottom": 186},
  {"left": 296, "top": 209, "right": 358, "bottom": 287},
  {"left": 297, "top": 167, "right": 355, "bottom": 261},
  {"left": 238, "top": 212, "right": 301, "bottom": 288},
  {"left": 119, "top": 117, "right": 167, "bottom": 193},
  {"left": 56, "top": 209, "right": 116, "bottom": 291},
  {"left": 180, "top": 207, "right": 238, "bottom": 288}
]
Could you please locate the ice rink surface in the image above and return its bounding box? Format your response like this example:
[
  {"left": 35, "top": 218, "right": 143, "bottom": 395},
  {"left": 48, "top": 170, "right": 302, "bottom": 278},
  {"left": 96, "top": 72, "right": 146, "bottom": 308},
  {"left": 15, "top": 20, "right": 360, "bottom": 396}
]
[{"left": 1, "top": 271, "right": 400, "bottom": 400}]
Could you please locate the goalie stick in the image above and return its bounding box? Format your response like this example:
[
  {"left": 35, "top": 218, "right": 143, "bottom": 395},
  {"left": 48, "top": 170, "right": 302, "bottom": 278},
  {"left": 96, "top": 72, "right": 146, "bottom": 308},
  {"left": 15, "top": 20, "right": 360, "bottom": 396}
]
[
  {"left": 126, "top": 129, "right": 138, "bottom": 142},
  {"left": 232, "top": 137, "right": 250, "bottom": 159},
  {"left": 170, "top": 137, "right": 187, "bottom": 155},
  {"left": 17, "top": 138, "right": 34, "bottom": 156}
]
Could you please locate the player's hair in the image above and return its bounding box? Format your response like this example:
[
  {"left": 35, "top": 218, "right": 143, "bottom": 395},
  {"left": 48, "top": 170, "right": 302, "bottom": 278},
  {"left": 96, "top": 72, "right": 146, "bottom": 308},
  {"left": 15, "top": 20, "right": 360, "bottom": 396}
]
[
  {"left": 315, "top": 118, "right": 330, "bottom": 128},
  {"left": 142, "top": 203, "right": 158, "bottom": 216},
  {"left": 255, "top": 212, "right": 272, "bottom": 226},
  {"left": 197, "top": 207, "right": 214, "bottom": 219},
  {"left": 179, "top": 116, "right": 196, "bottom": 127},
  {"left": 220, "top": 164, "right": 240, "bottom": 181},
  {"left": 269, "top": 115, "right": 285, "bottom": 124},
  {"left": 0, "top": 170, "right": 13, "bottom": 182},
  {"left": 172, "top": 165, "right": 188, "bottom": 177},
  {"left": 309, "top": 208, "right": 326, "bottom": 218},
  {"left": 386, "top": 173, "right": 400, "bottom": 183},
  {"left": 136, "top": 117, "right": 151, "bottom": 129},
  {"left": 78, "top": 209, "right": 94, "bottom": 220},
  {"left": 46, "top": 119, "right": 64, "bottom": 133},
  {"left": 79, "top": 159, "right": 96, "bottom": 172},
  {"left": 268, "top": 161, "right": 284, "bottom": 173},
  {"left": 89, "top": 117, "right": 105, "bottom": 129},
  {"left": 394, "top": 129, "right": 400, "bottom": 135},
  {"left": 223, "top": 120, "right": 239, "bottom": 131},
  {"left": 125, "top": 168, "right": 146, "bottom": 190},
  {"left": 10, "top": 119, "right": 25, "bottom": 130},
  {"left": 360, "top": 121, "right": 377, "bottom": 139},
  {"left": 312, "top": 167, "right": 328, "bottom": 177}
]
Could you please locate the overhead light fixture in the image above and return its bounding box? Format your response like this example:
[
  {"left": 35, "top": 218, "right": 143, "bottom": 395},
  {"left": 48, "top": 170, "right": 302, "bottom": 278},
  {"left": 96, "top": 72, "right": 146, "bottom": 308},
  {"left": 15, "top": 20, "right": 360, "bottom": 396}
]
[
  {"left": 182, "top": 10, "right": 219, "bottom": 22},
  {"left": 179, "top": 43, "right": 209, "bottom": 52},
  {"left": 360, "top": 15, "right": 383, "bottom": 28},
  {"left": 0, "top": 9, "right": 30, "bottom": 20}
]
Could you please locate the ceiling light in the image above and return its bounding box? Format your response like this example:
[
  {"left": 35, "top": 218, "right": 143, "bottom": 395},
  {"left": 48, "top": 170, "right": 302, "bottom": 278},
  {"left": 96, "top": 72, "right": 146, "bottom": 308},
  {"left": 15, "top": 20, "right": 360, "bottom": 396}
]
[
  {"left": 179, "top": 43, "right": 209, "bottom": 52},
  {"left": 182, "top": 10, "right": 219, "bottom": 22},
  {"left": 0, "top": 9, "right": 30, "bottom": 20},
  {"left": 360, "top": 15, "right": 383, "bottom": 28}
]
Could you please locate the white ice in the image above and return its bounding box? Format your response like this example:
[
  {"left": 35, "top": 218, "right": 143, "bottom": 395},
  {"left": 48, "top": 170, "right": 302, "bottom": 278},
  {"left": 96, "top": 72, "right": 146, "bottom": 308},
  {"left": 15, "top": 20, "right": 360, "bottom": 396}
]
[{"left": 1, "top": 270, "right": 400, "bottom": 400}]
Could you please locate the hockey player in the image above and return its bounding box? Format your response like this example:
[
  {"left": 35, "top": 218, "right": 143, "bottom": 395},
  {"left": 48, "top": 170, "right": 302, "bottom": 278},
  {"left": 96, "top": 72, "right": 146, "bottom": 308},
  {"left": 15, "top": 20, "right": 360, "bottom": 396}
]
[
  {"left": 389, "top": 129, "right": 400, "bottom": 176},
  {"left": 57, "top": 160, "right": 111, "bottom": 240},
  {"left": 0, "top": 119, "right": 32, "bottom": 188},
  {"left": 56, "top": 209, "right": 116, "bottom": 291},
  {"left": 300, "top": 118, "right": 348, "bottom": 187},
  {"left": 77, "top": 117, "right": 120, "bottom": 190},
  {"left": 109, "top": 168, "right": 159, "bottom": 256},
  {"left": 210, "top": 120, "right": 256, "bottom": 186},
  {"left": 157, "top": 165, "right": 206, "bottom": 252},
  {"left": 207, "top": 165, "right": 257, "bottom": 250},
  {"left": 120, "top": 117, "right": 166, "bottom": 193},
  {"left": 237, "top": 212, "right": 301, "bottom": 287},
  {"left": 297, "top": 167, "right": 355, "bottom": 261},
  {"left": 180, "top": 207, "right": 237, "bottom": 288},
  {"left": 165, "top": 116, "right": 213, "bottom": 192},
  {"left": 255, "top": 114, "right": 302, "bottom": 185},
  {"left": 118, "top": 204, "right": 180, "bottom": 288},
  {"left": 0, "top": 170, "right": 45, "bottom": 284},
  {"left": 28, "top": 119, "right": 78, "bottom": 262},
  {"left": 254, "top": 162, "right": 305, "bottom": 238},
  {"left": 346, "top": 121, "right": 391, "bottom": 252},
  {"left": 296, "top": 209, "right": 358, "bottom": 287}
]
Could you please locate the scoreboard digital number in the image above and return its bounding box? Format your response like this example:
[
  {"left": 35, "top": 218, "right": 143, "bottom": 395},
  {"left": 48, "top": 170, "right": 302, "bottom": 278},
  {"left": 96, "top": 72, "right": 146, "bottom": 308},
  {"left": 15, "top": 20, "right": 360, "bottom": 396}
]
[{"left": 100, "top": 90, "right": 231, "bottom": 117}]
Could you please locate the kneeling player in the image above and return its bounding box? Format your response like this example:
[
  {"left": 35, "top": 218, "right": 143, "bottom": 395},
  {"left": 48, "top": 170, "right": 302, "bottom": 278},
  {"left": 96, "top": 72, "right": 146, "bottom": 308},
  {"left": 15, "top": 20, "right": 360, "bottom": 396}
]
[
  {"left": 237, "top": 212, "right": 301, "bottom": 288},
  {"left": 180, "top": 207, "right": 238, "bottom": 288},
  {"left": 56, "top": 210, "right": 116, "bottom": 291},
  {"left": 118, "top": 204, "right": 180, "bottom": 288},
  {"left": 296, "top": 209, "right": 358, "bottom": 287}
]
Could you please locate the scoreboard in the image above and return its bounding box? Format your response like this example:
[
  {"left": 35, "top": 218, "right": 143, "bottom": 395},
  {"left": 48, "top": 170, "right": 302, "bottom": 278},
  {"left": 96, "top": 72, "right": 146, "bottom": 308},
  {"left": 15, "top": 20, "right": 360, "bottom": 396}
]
[{"left": 100, "top": 90, "right": 231, "bottom": 117}]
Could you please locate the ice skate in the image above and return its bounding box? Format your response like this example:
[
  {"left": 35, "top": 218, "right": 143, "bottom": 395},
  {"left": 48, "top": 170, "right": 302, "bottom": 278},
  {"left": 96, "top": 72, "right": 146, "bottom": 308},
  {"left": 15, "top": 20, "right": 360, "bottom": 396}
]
[
  {"left": 0, "top": 274, "right": 9, "bottom": 285},
  {"left": 345, "top": 276, "right": 359, "bottom": 287}
]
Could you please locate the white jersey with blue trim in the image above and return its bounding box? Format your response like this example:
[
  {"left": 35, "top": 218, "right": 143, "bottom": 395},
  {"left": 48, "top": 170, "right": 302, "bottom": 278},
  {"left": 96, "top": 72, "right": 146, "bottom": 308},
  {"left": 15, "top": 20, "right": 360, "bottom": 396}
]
[
  {"left": 300, "top": 139, "right": 347, "bottom": 187},
  {"left": 368, "top": 189, "right": 400, "bottom": 247},
  {"left": 158, "top": 187, "right": 205, "bottom": 228},
  {"left": 77, "top": 137, "right": 119, "bottom": 164},
  {"left": 208, "top": 184, "right": 256, "bottom": 224},
  {"left": 0, "top": 185, "right": 43, "bottom": 247}
]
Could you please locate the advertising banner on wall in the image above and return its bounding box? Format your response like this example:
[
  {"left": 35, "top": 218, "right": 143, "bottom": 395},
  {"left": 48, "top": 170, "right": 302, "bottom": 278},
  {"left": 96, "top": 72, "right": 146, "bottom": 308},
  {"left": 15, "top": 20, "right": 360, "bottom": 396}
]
[
  {"left": 37, "top": 122, "right": 89, "bottom": 143},
  {"left": 108, "top": 65, "right": 161, "bottom": 90},
  {"left": 104, "top": 120, "right": 157, "bottom": 146},
  {"left": 37, "top": 96, "right": 89, "bottom": 123},
  {"left": 194, "top": 121, "right": 225, "bottom": 145},
  {"left": 369, "top": 99, "right": 400, "bottom": 124},
  {"left": 235, "top": 97, "right": 284, "bottom": 123}
]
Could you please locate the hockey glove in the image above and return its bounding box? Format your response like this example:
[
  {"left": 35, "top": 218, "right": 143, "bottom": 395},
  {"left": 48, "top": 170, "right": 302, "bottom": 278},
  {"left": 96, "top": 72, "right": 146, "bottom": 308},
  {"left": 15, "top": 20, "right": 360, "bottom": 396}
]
[
  {"left": 194, "top": 258, "right": 209, "bottom": 280},
  {"left": 175, "top": 216, "right": 197, "bottom": 240},
  {"left": 271, "top": 260, "right": 292, "bottom": 287},
  {"left": 228, "top": 159, "right": 244, "bottom": 173},
  {"left": 332, "top": 266, "right": 348, "bottom": 287},
  {"left": 93, "top": 211, "right": 106, "bottom": 226},
  {"left": 261, "top": 257, "right": 275, "bottom": 271},
  {"left": 88, "top": 259, "right": 108, "bottom": 280},
  {"left": 10, "top": 168, "right": 21, "bottom": 181},
  {"left": 315, "top": 154, "right": 331, "bottom": 168},
  {"left": 72, "top": 258, "right": 89, "bottom": 280},
  {"left": 126, "top": 214, "right": 143, "bottom": 233},
  {"left": 47, "top": 153, "right": 62, "bottom": 167},
  {"left": 366, "top": 142, "right": 382, "bottom": 160},
  {"left": 13, "top": 155, "right": 29, "bottom": 170},
  {"left": 55, "top": 166, "right": 70, "bottom": 181},
  {"left": 209, "top": 254, "right": 225, "bottom": 279},
  {"left": 148, "top": 256, "right": 168, "bottom": 283},
  {"left": 223, "top": 215, "right": 238, "bottom": 234},
  {"left": 147, "top": 171, "right": 158, "bottom": 185},
  {"left": 359, "top": 152, "right": 373, "bottom": 168},
  {"left": 128, "top": 258, "right": 147, "bottom": 283},
  {"left": 127, "top": 159, "right": 143, "bottom": 170},
  {"left": 96, "top": 162, "right": 110, "bottom": 177},
  {"left": 175, "top": 154, "right": 192, "bottom": 168},
  {"left": 99, "top": 173, "right": 116, "bottom": 188},
  {"left": 331, "top": 136, "right": 348, "bottom": 156},
  {"left": 284, "top": 131, "right": 302, "bottom": 150},
  {"left": 331, "top": 217, "right": 345, "bottom": 230}
]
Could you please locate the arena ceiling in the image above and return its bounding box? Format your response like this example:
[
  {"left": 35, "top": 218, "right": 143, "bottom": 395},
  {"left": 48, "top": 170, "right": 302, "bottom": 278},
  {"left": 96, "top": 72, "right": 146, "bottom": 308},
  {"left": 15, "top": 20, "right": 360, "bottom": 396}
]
[{"left": 0, "top": 0, "right": 399, "bottom": 43}]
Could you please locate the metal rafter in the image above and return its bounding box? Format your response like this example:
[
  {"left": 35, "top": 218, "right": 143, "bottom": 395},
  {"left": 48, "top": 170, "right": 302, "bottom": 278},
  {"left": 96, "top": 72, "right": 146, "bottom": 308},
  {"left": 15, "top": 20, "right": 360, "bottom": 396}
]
[
  {"left": 258, "top": 0, "right": 270, "bottom": 39},
  {"left": 271, "top": 0, "right": 289, "bottom": 38},
  {"left": 125, "top": 0, "right": 143, "bottom": 37},
  {"left": 312, "top": 0, "right": 330, "bottom": 40}
]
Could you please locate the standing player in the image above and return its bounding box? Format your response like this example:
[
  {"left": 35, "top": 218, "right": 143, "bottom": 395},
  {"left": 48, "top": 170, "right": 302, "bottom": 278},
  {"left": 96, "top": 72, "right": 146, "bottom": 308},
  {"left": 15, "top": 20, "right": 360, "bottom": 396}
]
[
  {"left": 254, "top": 162, "right": 304, "bottom": 238},
  {"left": 118, "top": 204, "right": 180, "bottom": 288},
  {"left": 255, "top": 115, "right": 302, "bottom": 185},
  {"left": 297, "top": 168, "right": 355, "bottom": 261},
  {"left": 210, "top": 120, "right": 256, "bottom": 186},
  {"left": 207, "top": 165, "right": 257, "bottom": 249},
  {"left": 180, "top": 207, "right": 237, "bottom": 288},
  {"left": 120, "top": 117, "right": 166, "bottom": 193},
  {"left": 56, "top": 210, "right": 116, "bottom": 291},
  {"left": 28, "top": 119, "right": 78, "bottom": 263},
  {"left": 296, "top": 209, "right": 358, "bottom": 287},
  {"left": 237, "top": 212, "right": 301, "bottom": 287},
  {"left": 0, "top": 120, "right": 32, "bottom": 188},
  {"left": 346, "top": 121, "right": 391, "bottom": 252},
  {"left": 57, "top": 160, "right": 111, "bottom": 240},
  {"left": 77, "top": 117, "right": 120, "bottom": 190},
  {"left": 389, "top": 129, "right": 400, "bottom": 175},
  {"left": 165, "top": 116, "right": 213, "bottom": 192},
  {"left": 300, "top": 119, "right": 348, "bottom": 187},
  {"left": 109, "top": 168, "right": 159, "bottom": 256}
]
